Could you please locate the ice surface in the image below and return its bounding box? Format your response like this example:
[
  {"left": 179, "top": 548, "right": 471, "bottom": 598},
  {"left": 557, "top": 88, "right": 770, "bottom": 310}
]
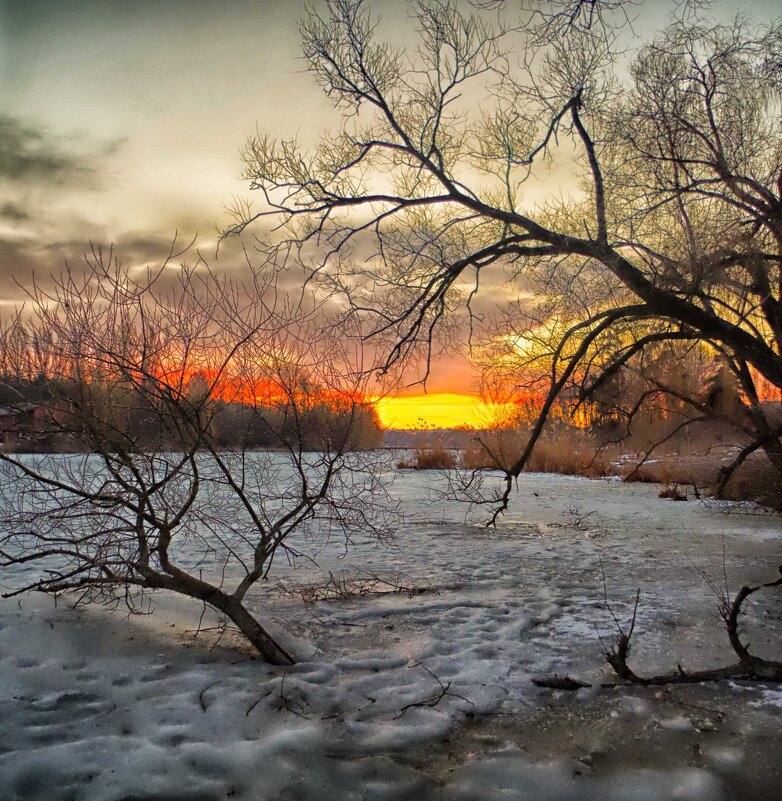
[{"left": 0, "top": 465, "right": 780, "bottom": 800}]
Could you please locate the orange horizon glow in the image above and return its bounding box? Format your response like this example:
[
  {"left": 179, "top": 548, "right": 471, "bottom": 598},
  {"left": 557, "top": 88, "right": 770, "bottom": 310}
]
[
  {"left": 374, "top": 393, "right": 517, "bottom": 430},
  {"left": 170, "top": 367, "right": 520, "bottom": 429}
]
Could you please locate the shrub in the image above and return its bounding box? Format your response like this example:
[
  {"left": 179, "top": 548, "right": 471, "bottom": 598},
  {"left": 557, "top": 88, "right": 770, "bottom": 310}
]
[
  {"left": 659, "top": 483, "right": 687, "bottom": 501},
  {"left": 397, "top": 446, "right": 457, "bottom": 470},
  {"left": 524, "top": 428, "right": 613, "bottom": 477}
]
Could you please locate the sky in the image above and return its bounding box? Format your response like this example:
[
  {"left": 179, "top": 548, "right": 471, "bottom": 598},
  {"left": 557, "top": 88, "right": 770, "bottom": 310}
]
[
  {"left": 0, "top": 0, "right": 326, "bottom": 288},
  {"left": 1, "top": 0, "right": 778, "bottom": 428}
]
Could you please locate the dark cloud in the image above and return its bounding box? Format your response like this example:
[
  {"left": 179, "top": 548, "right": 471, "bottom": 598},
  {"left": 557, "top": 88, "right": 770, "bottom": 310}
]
[
  {"left": 0, "top": 115, "right": 82, "bottom": 182},
  {"left": 0, "top": 237, "right": 40, "bottom": 301},
  {"left": 0, "top": 233, "right": 105, "bottom": 301},
  {"left": 0, "top": 202, "right": 29, "bottom": 222},
  {"left": 114, "top": 232, "right": 194, "bottom": 266},
  {"left": 0, "top": 226, "right": 312, "bottom": 312},
  {"left": 0, "top": 229, "right": 202, "bottom": 301},
  {"left": 0, "top": 114, "right": 122, "bottom": 187}
]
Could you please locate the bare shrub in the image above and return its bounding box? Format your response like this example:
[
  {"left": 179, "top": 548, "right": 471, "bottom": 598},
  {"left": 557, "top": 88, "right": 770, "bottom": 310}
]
[
  {"left": 465, "top": 424, "right": 614, "bottom": 477},
  {"left": 397, "top": 446, "right": 457, "bottom": 470},
  {"left": 600, "top": 566, "right": 782, "bottom": 684},
  {"left": 658, "top": 483, "right": 687, "bottom": 501},
  {"left": 278, "top": 567, "right": 433, "bottom": 603},
  {"left": 230, "top": 0, "right": 782, "bottom": 519},
  {"left": 0, "top": 246, "right": 392, "bottom": 664}
]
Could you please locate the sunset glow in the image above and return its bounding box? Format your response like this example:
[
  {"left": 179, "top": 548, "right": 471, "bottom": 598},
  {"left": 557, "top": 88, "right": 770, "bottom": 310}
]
[{"left": 374, "top": 393, "right": 516, "bottom": 430}]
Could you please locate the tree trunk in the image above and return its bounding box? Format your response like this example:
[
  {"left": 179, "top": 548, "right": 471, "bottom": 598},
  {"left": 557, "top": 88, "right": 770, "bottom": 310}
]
[
  {"left": 220, "top": 599, "right": 295, "bottom": 665},
  {"left": 142, "top": 570, "right": 296, "bottom": 665},
  {"left": 761, "top": 438, "right": 782, "bottom": 484}
]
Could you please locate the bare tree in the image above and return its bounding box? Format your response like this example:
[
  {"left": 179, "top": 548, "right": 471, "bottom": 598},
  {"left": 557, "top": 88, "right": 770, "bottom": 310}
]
[
  {"left": 478, "top": 249, "right": 774, "bottom": 496},
  {"left": 0, "top": 244, "right": 391, "bottom": 664},
  {"left": 227, "top": 0, "right": 782, "bottom": 514}
]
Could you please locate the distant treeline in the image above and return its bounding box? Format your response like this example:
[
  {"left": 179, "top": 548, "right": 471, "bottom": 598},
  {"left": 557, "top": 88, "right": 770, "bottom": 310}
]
[{"left": 0, "top": 375, "right": 383, "bottom": 454}]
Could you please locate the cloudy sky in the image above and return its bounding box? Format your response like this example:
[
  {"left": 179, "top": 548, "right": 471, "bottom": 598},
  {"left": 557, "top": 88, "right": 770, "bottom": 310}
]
[
  {"left": 0, "top": 0, "right": 476, "bottom": 418},
  {"left": 1, "top": 0, "right": 778, "bottom": 424},
  {"left": 0, "top": 0, "right": 344, "bottom": 296}
]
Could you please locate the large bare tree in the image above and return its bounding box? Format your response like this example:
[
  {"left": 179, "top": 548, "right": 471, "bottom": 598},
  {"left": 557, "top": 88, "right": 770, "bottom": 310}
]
[
  {"left": 227, "top": 0, "right": 782, "bottom": 512},
  {"left": 0, "top": 245, "right": 389, "bottom": 664}
]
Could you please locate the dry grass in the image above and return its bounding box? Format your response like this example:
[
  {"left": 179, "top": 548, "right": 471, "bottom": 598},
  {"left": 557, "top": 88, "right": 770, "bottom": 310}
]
[
  {"left": 524, "top": 429, "right": 615, "bottom": 477},
  {"left": 397, "top": 446, "right": 457, "bottom": 470},
  {"left": 461, "top": 444, "right": 500, "bottom": 471},
  {"left": 620, "top": 450, "right": 782, "bottom": 510},
  {"left": 714, "top": 455, "right": 782, "bottom": 510},
  {"left": 461, "top": 431, "right": 526, "bottom": 471},
  {"left": 463, "top": 425, "right": 615, "bottom": 478},
  {"left": 397, "top": 423, "right": 782, "bottom": 510},
  {"left": 621, "top": 458, "right": 718, "bottom": 488}
]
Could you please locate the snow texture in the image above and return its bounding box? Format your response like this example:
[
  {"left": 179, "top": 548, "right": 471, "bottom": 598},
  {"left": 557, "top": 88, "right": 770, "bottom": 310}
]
[{"left": 0, "top": 464, "right": 780, "bottom": 800}]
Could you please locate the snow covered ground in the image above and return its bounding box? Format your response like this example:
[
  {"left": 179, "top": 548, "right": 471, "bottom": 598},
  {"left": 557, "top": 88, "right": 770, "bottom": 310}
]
[{"left": 1, "top": 467, "right": 780, "bottom": 801}]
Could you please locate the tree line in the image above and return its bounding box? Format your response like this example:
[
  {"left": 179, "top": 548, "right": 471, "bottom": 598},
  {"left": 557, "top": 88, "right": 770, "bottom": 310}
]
[{"left": 0, "top": 248, "right": 382, "bottom": 456}]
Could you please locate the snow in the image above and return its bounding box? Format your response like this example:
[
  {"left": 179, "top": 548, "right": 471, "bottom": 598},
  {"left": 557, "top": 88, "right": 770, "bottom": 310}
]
[{"left": 1, "top": 464, "right": 780, "bottom": 800}]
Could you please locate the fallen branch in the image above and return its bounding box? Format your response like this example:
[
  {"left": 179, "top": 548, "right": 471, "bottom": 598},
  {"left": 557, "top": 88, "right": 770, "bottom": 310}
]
[
  {"left": 394, "top": 662, "right": 473, "bottom": 719},
  {"left": 275, "top": 671, "right": 310, "bottom": 719},
  {"left": 278, "top": 567, "right": 438, "bottom": 603},
  {"left": 532, "top": 674, "right": 591, "bottom": 691},
  {"left": 601, "top": 566, "right": 782, "bottom": 686},
  {"left": 198, "top": 681, "right": 220, "bottom": 713}
]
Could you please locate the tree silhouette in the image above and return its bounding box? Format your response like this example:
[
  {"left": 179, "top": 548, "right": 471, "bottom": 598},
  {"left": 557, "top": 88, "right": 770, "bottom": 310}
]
[
  {"left": 0, "top": 245, "right": 390, "bottom": 663},
  {"left": 228, "top": 0, "right": 782, "bottom": 514}
]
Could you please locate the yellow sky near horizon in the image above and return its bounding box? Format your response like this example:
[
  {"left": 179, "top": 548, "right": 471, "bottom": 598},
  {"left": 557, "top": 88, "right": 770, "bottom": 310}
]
[{"left": 374, "top": 392, "right": 515, "bottom": 430}]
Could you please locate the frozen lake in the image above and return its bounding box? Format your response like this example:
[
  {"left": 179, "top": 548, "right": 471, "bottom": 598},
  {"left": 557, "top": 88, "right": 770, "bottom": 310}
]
[{"left": 0, "top": 463, "right": 780, "bottom": 800}]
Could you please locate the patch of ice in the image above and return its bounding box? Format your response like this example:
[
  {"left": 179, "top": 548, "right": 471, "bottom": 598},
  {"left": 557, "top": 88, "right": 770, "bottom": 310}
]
[
  {"left": 749, "top": 685, "right": 782, "bottom": 709},
  {"left": 337, "top": 654, "right": 410, "bottom": 671},
  {"left": 1, "top": 466, "right": 779, "bottom": 800},
  {"left": 704, "top": 746, "right": 745, "bottom": 770},
  {"left": 657, "top": 715, "right": 694, "bottom": 731},
  {"left": 619, "top": 695, "right": 653, "bottom": 718},
  {"left": 439, "top": 756, "right": 728, "bottom": 801}
]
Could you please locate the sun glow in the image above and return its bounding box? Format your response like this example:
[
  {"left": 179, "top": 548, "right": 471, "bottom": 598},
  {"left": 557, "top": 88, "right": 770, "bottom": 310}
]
[{"left": 374, "top": 393, "right": 517, "bottom": 430}]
